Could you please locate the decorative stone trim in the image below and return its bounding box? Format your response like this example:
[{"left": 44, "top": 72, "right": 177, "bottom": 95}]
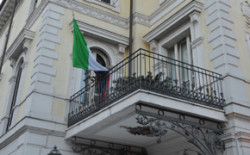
[
  {"left": 58, "top": 0, "right": 128, "bottom": 28},
  {"left": 144, "top": 1, "right": 203, "bottom": 42},
  {"left": 85, "top": 0, "right": 120, "bottom": 12},
  {"left": 150, "top": 40, "right": 158, "bottom": 51},
  {"left": 24, "top": 0, "right": 127, "bottom": 32},
  {"left": 118, "top": 44, "right": 126, "bottom": 54},
  {"left": 245, "top": 32, "right": 250, "bottom": 55},
  {"left": 150, "top": 0, "right": 185, "bottom": 25},
  {"left": 241, "top": 1, "right": 250, "bottom": 28},
  {"left": 30, "top": 3, "right": 64, "bottom": 93},
  {"left": 5, "top": 29, "right": 35, "bottom": 61},
  {"left": 159, "top": 0, "right": 166, "bottom": 5},
  {"left": 25, "top": 0, "right": 49, "bottom": 30},
  {"left": 70, "top": 20, "right": 129, "bottom": 45},
  {"left": 133, "top": 12, "right": 150, "bottom": 26},
  {"left": 191, "top": 37, "right": 203, "bottom": 49},
  {"left": 0, "top": 116, "right": 67, "bottom": 150}
]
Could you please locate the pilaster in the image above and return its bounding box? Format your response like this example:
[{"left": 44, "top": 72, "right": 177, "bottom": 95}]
[
  {"left": 205, "top": 0, "right": 250, "bottom": 154},
  {"left": 190, "top": 11, "right": 204, "bottom": 68},
  {"left": 26, "top": 3, "right": 65, "bottom": 121},
  {"left": 205, "top": 0, "right": 247, "bottom": 106}
]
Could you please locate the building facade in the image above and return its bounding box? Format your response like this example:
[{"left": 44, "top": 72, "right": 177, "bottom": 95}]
[{"left": 0, "top": 0, "right": 250, "bottom": 154}]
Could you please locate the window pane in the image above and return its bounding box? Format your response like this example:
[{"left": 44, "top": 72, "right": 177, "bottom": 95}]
[
  {"left": 101, "top": 0, "right": 111, "bottom": 4},
  {"left": 96, "top": 54, "right": 106, "bottom": 67},
  {"left": 167, "top": 47, "right": 176, "bottom": 80},
  {"left": 6, "top": 66, "right": 23, "bottom": 131},
  {"left": 180, "top": 41, "right": 188, "bottom": 63}
]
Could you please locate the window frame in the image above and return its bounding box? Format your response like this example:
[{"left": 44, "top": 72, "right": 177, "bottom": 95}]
[
  {"left": 4, "top": 57, "right": 25, "bottom": 132},
  {"left": 85, "top": 0, "right": 120, "bottom": 12}
]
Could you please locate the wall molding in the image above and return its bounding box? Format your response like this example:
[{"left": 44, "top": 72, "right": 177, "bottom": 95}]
[
  {"left": 5, "top": 29, "right": 35, "bottom": 61},
  {"left": 57, "top": 0, "right": 128, "bottom": 28},
  {"left": 0, "top": 116, "right": 66, "bottom": 150},
  {"left": 144, "top": 1, "right": 203, "bottom": 42},
  {"left": 85, "top": 0, "right": 120, "bottom": 12},
  {"left": 70, "top": 20, "right": 129, "bottom": 46}
]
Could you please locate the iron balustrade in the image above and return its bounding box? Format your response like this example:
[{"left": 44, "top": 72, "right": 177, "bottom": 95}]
[{"left": 68, "top": 49, "right": 225, "bottom": 127}]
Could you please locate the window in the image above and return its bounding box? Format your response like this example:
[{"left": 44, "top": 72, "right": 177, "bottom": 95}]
[
  {"left": 101, "top": 0, "right": 111, "bottom": 4},
  {"left": 166, "top": 36, "right": 192, "bottom": 87},
  {"left": 80, "top": 48, "right": 109, "bottom": 106},
  {"left": 29, "top": 0, "right": 38, "bottom": 15},
  {"left": 6, "top": 59, "right": 23, "bottom": 131},
  {"left": 86, "top": 0, "right": 120, "bottom": 12}
]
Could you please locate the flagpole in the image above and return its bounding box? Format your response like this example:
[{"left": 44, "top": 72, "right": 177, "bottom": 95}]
[
  {"left": 129, "top": 0, "right": 133, "bottom": 78},
  {"left": 0, "top": 0, "right": 18, "bottom": 75}
]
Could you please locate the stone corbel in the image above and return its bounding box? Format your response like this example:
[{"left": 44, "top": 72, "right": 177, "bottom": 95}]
[
  {"left": 9, "top": 75, "right": 17, "bottom": 84},
  {"left": 150, "top": 40, "right": 158, "bottom": 52},
  {"left": 118, "top": 44, "right": 126, "bottom": 54},
  {"left": 21, "top": 39, "right": 31, "bottom": 68},
  {"left": 191, "top": 37, "right": 203, "bottom": 49},
  {"left": 23, "top": 39, "right": 32, "bottom": 53},
  {"left": 9, "top": 58, "right": 16, "bottom": 68}
]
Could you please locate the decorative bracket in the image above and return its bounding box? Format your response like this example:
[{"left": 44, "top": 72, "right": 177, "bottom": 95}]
[{"left": 135, "top": 104, "right": 225, "bottom": 155}]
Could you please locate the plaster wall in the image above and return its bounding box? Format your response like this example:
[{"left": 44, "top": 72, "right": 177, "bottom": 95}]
[{"left": 7, "top": 0, "right": 30, "bottom": 49}]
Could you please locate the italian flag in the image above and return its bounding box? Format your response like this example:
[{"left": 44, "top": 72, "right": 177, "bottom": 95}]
[{"left": 72, "top": 19, "right": 108, "bottom": 72}]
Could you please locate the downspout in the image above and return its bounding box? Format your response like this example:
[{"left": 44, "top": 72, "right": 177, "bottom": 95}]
[
  {"left": 0, "top": 0, "right": 18, "bottom": 75},
  {"left": 128, "top": 0, "right": 133, "bottom": 78}
]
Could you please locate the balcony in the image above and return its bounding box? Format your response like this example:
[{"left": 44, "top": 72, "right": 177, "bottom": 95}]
[{"left": 68, "top": 49, "right": 225, "bottom": 127}]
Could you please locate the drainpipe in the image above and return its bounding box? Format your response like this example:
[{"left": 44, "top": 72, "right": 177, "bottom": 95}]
[
  {"left": 0, "top": 0, "right": 18, "bottom": 75},
  {"left": 128, "top": 0, "right": 133, "bottom": 78}
]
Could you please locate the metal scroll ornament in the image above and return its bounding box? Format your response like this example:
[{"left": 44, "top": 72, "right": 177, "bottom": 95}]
[{"left": 136, "top": 114, "right": 224, "bottom": 155}]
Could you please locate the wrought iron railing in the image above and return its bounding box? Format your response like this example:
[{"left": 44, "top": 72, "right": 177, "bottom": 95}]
[{"left": 68, "top": 49, "right": 225, "bottom": 127}]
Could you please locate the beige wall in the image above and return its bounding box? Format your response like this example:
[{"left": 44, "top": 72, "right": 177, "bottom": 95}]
[{"left": 1, "top": 0, "right": 250, "bottom": 126}]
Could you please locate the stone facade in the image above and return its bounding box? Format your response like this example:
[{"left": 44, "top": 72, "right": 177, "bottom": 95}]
[{"left": 0, "top": 0, "right": 250, "bottom": 155}]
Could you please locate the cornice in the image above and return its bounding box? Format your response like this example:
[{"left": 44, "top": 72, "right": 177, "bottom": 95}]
[
  {"left": 0, "top": 116, "right": 66, "bottom": 149},
  {"left": 70, "top": 20, "right": 129, "bottom": 45},
  {"left": 24, "top": 0, "right": 49, "bottom": 30},
  {"left": 143, "top": 1, "right": 203, "bottom": 42},
  {"left": 25, "top": 0, "right": 128, "bottom": 30},
  {"left": 5, "top": 29, "right": 35, "bottom": 61},
  {"left": 149, "top": 0, "right": 184, "bottom": 25},
  {"left": 133, "top": 12, "right": 150, "bottom": 26},
  {"left": 56, "top": 0, "right": 128, "bottom": 29}
]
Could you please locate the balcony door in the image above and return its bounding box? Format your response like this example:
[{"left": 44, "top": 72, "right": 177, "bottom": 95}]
[
  {"left": 80, "top": 48, "right": 109, "bottom": 106},
  {"left": 166, "top": 36, "right": 192, "bottom": 88}
]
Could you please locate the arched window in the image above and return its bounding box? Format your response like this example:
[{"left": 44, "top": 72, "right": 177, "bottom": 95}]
[
  {"left": 6, "top": 59, "right": 24, "bottom": 131},
  {"left": 80, "top": 48, "right": 109, "bottom": 89},
  {"left": 80, "top": 48, "right": 109, "bottom": 105}
]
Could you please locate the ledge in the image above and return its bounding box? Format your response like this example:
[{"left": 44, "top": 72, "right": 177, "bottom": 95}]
[{"left": 70, "top": 20, "right": 129, "bottom": 45}]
